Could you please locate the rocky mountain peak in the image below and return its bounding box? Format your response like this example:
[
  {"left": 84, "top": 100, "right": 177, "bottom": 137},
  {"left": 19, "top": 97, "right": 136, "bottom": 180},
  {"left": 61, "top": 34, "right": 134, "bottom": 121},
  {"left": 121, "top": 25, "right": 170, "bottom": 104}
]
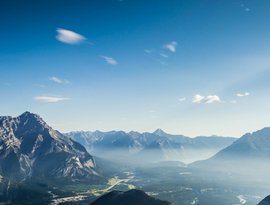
[
  {"left": 0, "top": 112, "right": 99, "bottom": 182},
  {"left": 153, "top": 129, "right": 167, "bottom": 136}
]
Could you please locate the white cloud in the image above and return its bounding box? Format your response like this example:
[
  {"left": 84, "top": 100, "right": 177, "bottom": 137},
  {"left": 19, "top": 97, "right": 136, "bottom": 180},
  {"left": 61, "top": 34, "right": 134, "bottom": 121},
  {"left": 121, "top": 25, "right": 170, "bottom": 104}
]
[
  {"left": 35, "top": 96, "right": 69, "bottom": 103},
  {"left": 101, "top": 56, "right": 118, "bottom": 65},
  {"left": 204, "top": 95, "right": 221, "bottom": 104},
  {"left": 49, "top": 76, "right": 70, "bottom": 84},
  {"left": 164, "top": 41, "right": 178, "bottom": 52},
  {"left": 192, "top": 94, "right": 221, "bottom": 104},
  {"left": 236, "top": 92, "right": 250, "bottom": 97},
  {"left": 178, "top": 97, "right": 186, "bottom": 102},
  {"left": 192, "top": 95, "right": 205, "bottom": 104},
  {"left": 56, "top": 28, "right": 86, "bottom": 44},
  {"left": 231, "top": 100, "right": 237, "bottom": 104}
]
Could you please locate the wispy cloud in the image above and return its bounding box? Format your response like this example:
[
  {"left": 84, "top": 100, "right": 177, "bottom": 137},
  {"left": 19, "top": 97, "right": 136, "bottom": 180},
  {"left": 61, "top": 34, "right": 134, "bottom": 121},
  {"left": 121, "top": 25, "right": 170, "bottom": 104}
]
[
  {"left": 160, "top": 53, "right": 169, "bottom": 58},
  {"left": 236, "top": 92, "right": 250, "bottom": 97},
  {"left": 159, "top": 60, "right": 168, "bottom": 65},
  {"left": 192, "top": 94, "right": 221, "bottom": 104},
  {"left": 101, "top": 56, "right": 118, "bottom": 65},
  {"left": 56, "top": 28, "right": 86, "bottom": 44},
  {"left": 231, "top": 100, "right": 237, "bottom": 104},
  {"left": 178, "top": 97, "right": 186, "bottom": 102},
  {"left": 34, "top": 84, "right": 46, "bottom": 88},
  {"left": 34, "top": 96, "right": 69, "bottom": 103},
  {"left": 148, "top": 110, "right": 156, "bottom": 113},
  {"left": 240, "top": 4, "right": 250, "bottom": 12},
  {"left": 49, "top": 76, "right": 70, "bottom": 84},
  {"left": 144, "top": 49, "right": 153, "bottom": 54},
  {"left": 164, "top": 41, "right": 178, "bottom": 52}
]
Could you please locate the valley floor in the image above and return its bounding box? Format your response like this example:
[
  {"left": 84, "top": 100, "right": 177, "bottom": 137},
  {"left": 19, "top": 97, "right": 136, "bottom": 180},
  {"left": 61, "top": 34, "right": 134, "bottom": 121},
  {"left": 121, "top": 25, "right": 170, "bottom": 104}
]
[{"left": 17, "top": 162, "right": 267, "bottom": 205}]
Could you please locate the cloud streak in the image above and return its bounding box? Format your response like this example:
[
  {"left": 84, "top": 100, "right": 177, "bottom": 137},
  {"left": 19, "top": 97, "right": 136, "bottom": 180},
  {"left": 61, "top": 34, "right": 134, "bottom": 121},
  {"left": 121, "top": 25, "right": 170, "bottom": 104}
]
[
  {"left": 178, "top": 97, "right": 186, "bottom": 102},
  {"left": 49, "top": 76, "right": 70, "bottom": 84},
  {"left": 164, "top": 41, "right": 178, "bottom": 52},
  {"left": 35, "top": 96, "right": 69, "bottom": 103},
  {"left": 101, "top": 56, "right": 118, "bottom": 65},
  {"left": 160, "top": 53, "right": 169, "bottom": 58},
  {"left": 237, "top": 92, "right": 250, "bottom": 97},
  {"left": 144, "top": 49, "right": 153, "bottom": 54},
  {"left": 192, "top": 94, "right": 221, "bottom": 104},
  {"left": 56, "top": 28, "right": 86, "bottom": 44}
]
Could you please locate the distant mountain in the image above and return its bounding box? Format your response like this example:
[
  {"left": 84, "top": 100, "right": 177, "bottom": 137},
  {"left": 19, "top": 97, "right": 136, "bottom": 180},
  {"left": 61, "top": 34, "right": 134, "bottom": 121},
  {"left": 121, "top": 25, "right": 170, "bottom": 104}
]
[
  {"left": 66, "top": 129, "right": 235, "bottom": 163},
  {"left": 191, "top": 127, "right": 270, "bottom": 178},
  {"left": 212, "top": 127, "right": 270, "bottom": 160},
  {"left": 90, "top": 189, "right": 170, "bottom": 205},
  {"left": 258, "top": 195, "right": 270, "bottom": 205},
  {"left": 0, "top": 112, "right": 99, "bottom": 182}
]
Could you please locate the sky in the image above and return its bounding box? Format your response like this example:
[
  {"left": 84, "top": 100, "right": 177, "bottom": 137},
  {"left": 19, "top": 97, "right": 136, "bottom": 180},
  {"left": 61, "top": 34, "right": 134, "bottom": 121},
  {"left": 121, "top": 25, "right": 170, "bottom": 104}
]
[{"left": 1, "top": 0, "right": 270, "bottom": 137}]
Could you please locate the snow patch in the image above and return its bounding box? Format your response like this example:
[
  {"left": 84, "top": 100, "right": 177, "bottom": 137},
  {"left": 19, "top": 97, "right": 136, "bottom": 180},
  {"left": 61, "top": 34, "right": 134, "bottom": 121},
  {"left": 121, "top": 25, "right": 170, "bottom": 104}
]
[{"left": 237, "top": 195, "right": 247, "bottom": 204}]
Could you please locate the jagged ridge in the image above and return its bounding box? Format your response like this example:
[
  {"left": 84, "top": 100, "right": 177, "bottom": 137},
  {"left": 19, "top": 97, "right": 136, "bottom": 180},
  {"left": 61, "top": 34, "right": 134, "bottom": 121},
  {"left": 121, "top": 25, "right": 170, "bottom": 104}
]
[{"left": 0, "top": 112, "right": 98, "bottom": 182}]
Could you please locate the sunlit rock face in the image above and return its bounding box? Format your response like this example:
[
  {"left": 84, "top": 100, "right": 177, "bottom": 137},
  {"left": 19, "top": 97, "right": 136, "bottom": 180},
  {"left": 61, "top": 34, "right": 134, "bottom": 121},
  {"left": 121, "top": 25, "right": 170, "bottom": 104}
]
[{"left": 0, "top": 112, "right": 98, "bottom": 182}]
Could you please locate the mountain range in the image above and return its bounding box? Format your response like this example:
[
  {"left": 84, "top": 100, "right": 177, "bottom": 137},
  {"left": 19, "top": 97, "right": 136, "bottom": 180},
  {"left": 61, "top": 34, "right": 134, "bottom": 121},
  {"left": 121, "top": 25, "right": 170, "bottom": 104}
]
[
  {"left": 1, "top": 111, "right": 269, "bottom": 205},
  {"left": 66, "top": 129, "right": 236, "bottom": 163}
]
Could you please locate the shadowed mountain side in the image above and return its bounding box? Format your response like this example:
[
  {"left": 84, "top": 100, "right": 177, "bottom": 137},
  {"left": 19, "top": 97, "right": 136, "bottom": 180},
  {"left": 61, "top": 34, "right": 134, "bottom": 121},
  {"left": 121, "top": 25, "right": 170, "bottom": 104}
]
[
  {"left": 90, "top": 189, "right": 170, "bottom": 205},
  {"left": 259, "top": 195, "right": 270, "bottom": 205}
]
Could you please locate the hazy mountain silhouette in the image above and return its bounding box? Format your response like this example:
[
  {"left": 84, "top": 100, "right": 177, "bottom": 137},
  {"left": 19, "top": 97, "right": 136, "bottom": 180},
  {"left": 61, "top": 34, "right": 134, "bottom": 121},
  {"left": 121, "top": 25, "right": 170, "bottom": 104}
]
[
  {"left": 191, "top": 127, "right": 270, "bottom": 179},
  {"left": 67, "top": 129, "right": 235, "bottom": 163},
  {"left": 212, "top": 127, "right": 270, "bottom": 160}
]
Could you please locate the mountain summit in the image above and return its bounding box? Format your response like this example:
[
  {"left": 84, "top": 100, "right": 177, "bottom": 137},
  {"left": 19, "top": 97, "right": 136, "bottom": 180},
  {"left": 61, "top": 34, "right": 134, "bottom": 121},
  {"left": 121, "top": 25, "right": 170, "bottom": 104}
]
[
  {"left": 0, "top": 112, "right": 98, "bottom": 182},
  {"left": 153, "top": 129, "right": 168, "bottom": 136},
  {"left": 90, "top": 189, "right": 170, "bottom": 205}
]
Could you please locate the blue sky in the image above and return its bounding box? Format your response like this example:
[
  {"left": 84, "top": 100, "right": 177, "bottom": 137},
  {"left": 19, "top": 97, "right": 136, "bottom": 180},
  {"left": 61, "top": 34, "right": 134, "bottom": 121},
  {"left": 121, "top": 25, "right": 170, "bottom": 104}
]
[{"left": 1, "top": 0, "right": 270, "bottom": 137}]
